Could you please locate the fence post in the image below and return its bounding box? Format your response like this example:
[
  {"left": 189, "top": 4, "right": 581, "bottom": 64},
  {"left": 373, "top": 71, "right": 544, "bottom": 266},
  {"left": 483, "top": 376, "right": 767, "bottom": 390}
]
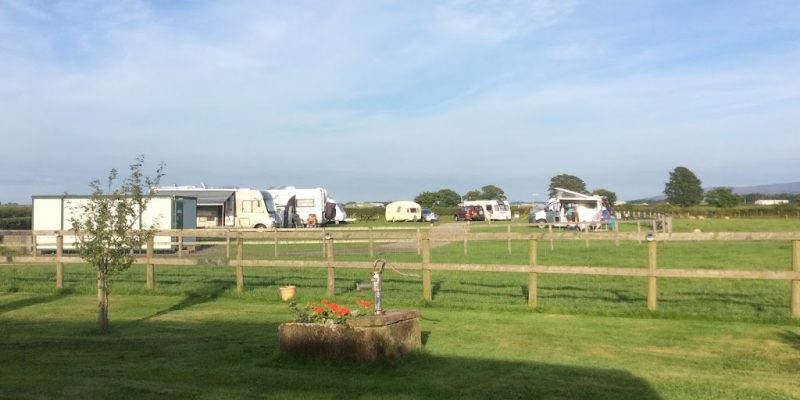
[
  {"left": 422, "top": 237, "right": 432, "bottom": 304},
  {"left": 146, "top": 236, "right": 155, "bottom": 289},
  {"left": 326, "top": 234, "right": 335, "bottom": 297},
  {"left": 548, "top": 224, "right": 554, "bottom": 250},
  {"left": 637, "top": 221, "right": 642, "bottom": 244},
  {"left": 321, "top": 228, "right": 327, "bottom": 257},
  {"left": 507, "top": 225, "right": 512, "bottom": 255},
  {"left": 236, "top": 233, "right": 244, "bottom": 293},
  {"left": 368, "top": 227, "right": 374, "bottom": 258},
  {"left": 416, "top": 227, "right": 421, "bottom": 255},
  {"left": 647, "top": 238, "right": 658, "bottom": 311},
  {"left": 463, "top": 222, "right": 469, "bottom": 256},
  {"left": 792, "top": 240, "right": 799, "bottom": 319},
  {"left": 55, "top": 234, "right": 64, "bottom": 289},
  {"left": 226, "top": 230, "right": 231, "bottom": 259},
  {"left": 528, "top": 238, "right": 538, "bottom": 309},
  {"left": 178, "top": 232, "right": 183, "bottom": 259},
  {"left": 273, "top": 233, "right": 279, "bottom": 257}
]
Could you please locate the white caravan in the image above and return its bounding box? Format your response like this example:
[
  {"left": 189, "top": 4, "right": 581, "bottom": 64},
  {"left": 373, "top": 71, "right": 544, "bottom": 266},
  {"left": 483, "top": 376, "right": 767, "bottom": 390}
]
[
  {"left": 530, "top": 188, "right": 604, "bottom": 228},
  {"left": 266, "top": 187, "right": 347, "bottom": 227},
  {"left": 385, "top": 201, "right": 422, "bottom": 222},
  {"left": 32, "top": 195, "right": 196, "bottom": 251},
  {"left": 155, "top": 187, "right": 278, "bottom": 229},
  {"left": 463, "top": 200, "right": 512, "bottom": 221}
]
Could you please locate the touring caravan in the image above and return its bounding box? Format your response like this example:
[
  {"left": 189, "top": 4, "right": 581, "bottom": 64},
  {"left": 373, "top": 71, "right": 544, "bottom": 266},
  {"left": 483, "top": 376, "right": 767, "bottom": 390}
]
[
  {"left": 266, "top": 187, "right": 347, "bottom": 227},
  {"left": 463, "top": 200, "right": 512, "bottom": 221},
  {"left": 530, "top": 188, "right": 605, "bottom": 228},
  {"left": 385, "top": 201, "right": 422, "bottom": 222},
  {"left": 32, "top": 195, "right": 196, "bottom": 251},
  {"left": 155, "top": 187, "right": 278, "bottom": 229}
]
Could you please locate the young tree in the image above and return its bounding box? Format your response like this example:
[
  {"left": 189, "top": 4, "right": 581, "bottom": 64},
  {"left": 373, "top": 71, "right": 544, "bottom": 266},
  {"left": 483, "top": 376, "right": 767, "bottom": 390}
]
[
  {"left": 479, "top": 185, "right": 506, "bottom": 200},
  {"left": 70, "top": 156, "right": 165, "bottom": 332},
  {"left": 463, "top": 190, "right": 481, "bottom": 201},
  {"left": 664, "top": 166, "right": 703, "bottom": 207},
  {"left": 705, "top": 187, "right": 741, "bottom": 208},
  {"left": 548, "top": 174, "right": 587, "bottom": 197}
]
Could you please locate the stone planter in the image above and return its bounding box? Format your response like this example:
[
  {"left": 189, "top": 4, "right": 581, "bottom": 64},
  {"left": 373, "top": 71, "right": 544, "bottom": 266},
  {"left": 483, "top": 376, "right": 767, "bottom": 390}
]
[{"left": 278, "top": 310, "right": 421, "bottom": 362}]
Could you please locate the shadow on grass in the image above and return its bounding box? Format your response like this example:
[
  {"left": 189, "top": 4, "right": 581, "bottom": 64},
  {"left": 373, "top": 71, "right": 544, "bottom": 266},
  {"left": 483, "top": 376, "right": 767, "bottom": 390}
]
[
  {"left": 142, "top": 282, "right": 233, "bottom": 320},
  {"left": 0, "top": 292, "right": 68, "bottom": 315},
  {"left": 0, "top": 317, "right": 663, "bottom": 400},
  {"left": 778, "top": 330, "right": 800, "bottom": 352}
]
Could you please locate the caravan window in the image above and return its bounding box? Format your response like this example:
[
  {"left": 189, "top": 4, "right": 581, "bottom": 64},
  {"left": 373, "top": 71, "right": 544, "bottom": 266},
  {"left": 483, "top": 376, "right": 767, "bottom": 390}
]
[
  {"left": 242, "top": 200, "right": 254, "bottom": 213},
  {"left": 497, "top": 203, "right": 509, "bottom": 211},
  {"left": 297, "top": 198, "right": 315, "bottom": 208},
  {"left": 408, "top": 207, "right": 419, "bottom": 213},
  {"left": 486, "top": 205, "right": 493, "bottom": 212}
]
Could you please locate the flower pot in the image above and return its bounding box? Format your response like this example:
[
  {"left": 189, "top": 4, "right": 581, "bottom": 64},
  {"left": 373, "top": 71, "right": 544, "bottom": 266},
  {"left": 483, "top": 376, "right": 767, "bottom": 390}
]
[{"left": 279, "top": 285, "right": 296, "bottom": 301}]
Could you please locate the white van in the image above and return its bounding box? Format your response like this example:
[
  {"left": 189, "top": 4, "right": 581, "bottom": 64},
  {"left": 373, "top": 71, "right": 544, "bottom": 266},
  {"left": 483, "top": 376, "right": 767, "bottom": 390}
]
[
  {"left": 463, "top": 200, "right": 512, "bottom": 221},
  {"left": 267, "top": 187, "right": 347, "bottom": 227},
  {"left": 385, "top": 201, "right": 422, "bottom": 222},
  {"left": 530, "top": 188, "right": 604, "bottom": 228}
]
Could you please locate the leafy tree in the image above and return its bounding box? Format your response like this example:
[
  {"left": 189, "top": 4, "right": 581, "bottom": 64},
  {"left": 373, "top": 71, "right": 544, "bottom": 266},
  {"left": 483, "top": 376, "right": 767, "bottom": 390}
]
[
  {"left": 463, "top": 185, "right": 507, "bottom": 201},
  {"left": 70, "top": 156, "right": 164, "bottom": 332},
  {"left": 479, "top": 185, "right": 506, "bottom": 201},
  {"left": 548, "top": 174, "right": 587, "bottom": 197},
  {"left": 705, "top": 187, "right": 741, "bottom": 208},
  {"left": 664, "top": 166, "right": 703, "bottom": 207},
  {"left": 591, "top": 188, "right": 617, "bottom": 206},
  {"left": 414, "top": 189, "right": 462, "bottom": 207},
  {"left": 463, "top": 190, "right": 481, "bottom": 201}
]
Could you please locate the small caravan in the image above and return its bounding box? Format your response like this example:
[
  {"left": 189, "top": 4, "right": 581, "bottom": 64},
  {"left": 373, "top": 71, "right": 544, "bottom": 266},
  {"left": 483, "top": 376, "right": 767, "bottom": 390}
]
[
  {"left": 463, "top": 200, "right": 512, "bottom": 221},
  {"left": 385, "top": 201, "right": 422, "bottom": 222}
]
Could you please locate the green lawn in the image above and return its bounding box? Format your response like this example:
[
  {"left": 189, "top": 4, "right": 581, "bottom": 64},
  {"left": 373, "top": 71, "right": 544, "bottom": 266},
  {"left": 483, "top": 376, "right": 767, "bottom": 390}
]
[
  {"left": 0, "top": 291, "right": 798, "bottom": 400},
  {"left": 1, "top": 217, "right": 799, "bottom": 399}
]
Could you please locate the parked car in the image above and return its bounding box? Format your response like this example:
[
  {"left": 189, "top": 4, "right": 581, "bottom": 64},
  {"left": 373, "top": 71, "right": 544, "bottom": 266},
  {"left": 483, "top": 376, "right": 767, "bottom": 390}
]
[
  {"left": 453, "top": 205, "right": 485, "bottom": 221},
  {"left": 421, "top": 209, "right": 438, "bottom": 223}
]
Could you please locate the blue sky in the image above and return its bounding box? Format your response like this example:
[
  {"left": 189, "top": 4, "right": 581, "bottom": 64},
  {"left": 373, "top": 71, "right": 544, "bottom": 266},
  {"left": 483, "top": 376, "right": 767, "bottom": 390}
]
[{"left": 1, "top": 0, "right": 799, "bottom": 204}]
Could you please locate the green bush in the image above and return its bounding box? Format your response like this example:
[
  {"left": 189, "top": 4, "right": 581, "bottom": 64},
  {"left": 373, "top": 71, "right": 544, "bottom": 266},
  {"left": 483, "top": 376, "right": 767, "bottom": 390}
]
[
  {"left": 0, "top": 204, "right": 31, "bottom": 219},
  {"left": 0, "top": 217, "right": 32, "bottom": 230}
]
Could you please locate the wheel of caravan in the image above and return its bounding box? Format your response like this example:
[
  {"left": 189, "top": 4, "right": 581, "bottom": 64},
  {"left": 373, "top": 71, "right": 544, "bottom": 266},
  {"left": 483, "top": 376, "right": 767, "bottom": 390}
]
[
  {"left": 536, "top": 219, "right": 547, "bottom": 229},
  {"left": 255, "top": 224, "right": 267, "bottom": 229}
]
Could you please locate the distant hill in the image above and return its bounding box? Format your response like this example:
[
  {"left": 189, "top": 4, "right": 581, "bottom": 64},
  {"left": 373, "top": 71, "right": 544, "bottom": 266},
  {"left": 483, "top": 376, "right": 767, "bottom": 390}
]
[
  {"left": 635, "top": 182, "right": 800, "bottom": 202},
  {"left": 729, "top": 182, "right": 800, "bottom": 195}
]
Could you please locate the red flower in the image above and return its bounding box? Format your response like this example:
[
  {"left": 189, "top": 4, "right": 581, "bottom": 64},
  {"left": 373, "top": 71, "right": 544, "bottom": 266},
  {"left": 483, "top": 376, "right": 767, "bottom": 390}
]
[
  {"left": 356, "top": 299, "right": 371, "bottom": 309},
  {"left": 320, "top": 299, "right": 329, "bottom": 305},
  {"left": 313, "top": 307, "right": 323, "bottom": 314}
]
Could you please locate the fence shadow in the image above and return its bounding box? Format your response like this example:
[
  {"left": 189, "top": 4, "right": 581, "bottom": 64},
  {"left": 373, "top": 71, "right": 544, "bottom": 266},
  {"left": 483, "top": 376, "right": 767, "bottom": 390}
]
[
  {"left": 0, "top": 293, "right": 67, "bottom": 315},
  {"left": 778, "top": 330, "right": 800, "bottom": 352}
]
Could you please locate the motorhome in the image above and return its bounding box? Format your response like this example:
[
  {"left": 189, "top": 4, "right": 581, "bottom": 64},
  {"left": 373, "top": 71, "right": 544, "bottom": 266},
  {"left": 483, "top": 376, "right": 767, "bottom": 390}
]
[
  {"left": 463, "top": 200, "right": 512, "bottom": 221},
  {"left": 266, "top": 187, "right": 347, "bottom": 227},
  {"left": 155, "top": 187, "right": 278, "bottom": 229},
  {"left": 32, "top": 195, "right": 196, "bottom": 251},
  {"left": 385, "top": 201, "right": 422, "bottom": 222},
  {"left": 530, "top": 188, "right": 605, "bottom": 229}
]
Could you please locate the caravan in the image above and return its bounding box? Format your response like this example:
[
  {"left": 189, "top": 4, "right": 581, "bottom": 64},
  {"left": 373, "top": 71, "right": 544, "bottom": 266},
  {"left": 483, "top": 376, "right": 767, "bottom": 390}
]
[
  {"left": 266, "top": 187, "right": 347, "bottom": 228},
  {"left": 155, "top": 186, "right": 278, "bottom": 229},
  {"left": 463, "top": 200, "right": 512, "bottom": 221},
  {"left": 385, "top": 201, "right": 422, "bottom": 222},
  {"left": 32, "top": 194, "right": 196, "bottom": 251}
]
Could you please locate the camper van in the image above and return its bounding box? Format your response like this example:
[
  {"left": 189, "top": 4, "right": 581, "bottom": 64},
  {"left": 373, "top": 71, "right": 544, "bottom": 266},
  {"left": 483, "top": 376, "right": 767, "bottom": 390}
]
[
  {"left": 530, "top": 188, "right": 605, "bottom": 229},
  {"left": 463, "top": 200, "right": 512, "bottom": 221},
  {"left": 32, "top": 195, "right": 196, "bottom": 251},
  {"left": 385, "top": 201, "right": 422, "bottom": 222},
  {"left": 266, "top": 187, "right": 347, "bottom": 228},
  {"left": 155, "top": 187, "right": 278, "bottom": 229}
]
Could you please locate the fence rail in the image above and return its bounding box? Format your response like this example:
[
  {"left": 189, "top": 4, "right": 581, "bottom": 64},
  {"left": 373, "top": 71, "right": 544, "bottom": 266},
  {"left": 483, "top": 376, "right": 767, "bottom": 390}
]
[{"left": 1, "top": 228, "right": 799, "bottom": 319}]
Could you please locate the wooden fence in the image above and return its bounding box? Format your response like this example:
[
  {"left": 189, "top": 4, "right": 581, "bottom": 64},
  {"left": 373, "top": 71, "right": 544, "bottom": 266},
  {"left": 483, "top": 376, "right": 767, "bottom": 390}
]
[{"left": 1, "top": 228, "right": 799, "bottom": 319}]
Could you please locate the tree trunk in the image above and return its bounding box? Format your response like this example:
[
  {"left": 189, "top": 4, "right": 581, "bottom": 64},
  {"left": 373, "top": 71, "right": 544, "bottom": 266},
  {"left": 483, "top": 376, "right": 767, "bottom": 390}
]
[{"left": 97, "top": 270, "right": 109, "bottom": 332}]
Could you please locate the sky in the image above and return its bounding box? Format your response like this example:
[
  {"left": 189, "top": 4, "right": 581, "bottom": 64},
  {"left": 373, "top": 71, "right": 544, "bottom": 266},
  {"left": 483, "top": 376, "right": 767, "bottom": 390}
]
[{"left": 1, "top": 0, "right": 799, "bottom": 204}]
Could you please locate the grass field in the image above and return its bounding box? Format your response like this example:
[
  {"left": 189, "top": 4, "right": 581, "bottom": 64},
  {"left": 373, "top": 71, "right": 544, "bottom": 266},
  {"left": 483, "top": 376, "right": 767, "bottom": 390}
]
[{"left": 1, "top": 218, "right": 800, "bottom": 399}]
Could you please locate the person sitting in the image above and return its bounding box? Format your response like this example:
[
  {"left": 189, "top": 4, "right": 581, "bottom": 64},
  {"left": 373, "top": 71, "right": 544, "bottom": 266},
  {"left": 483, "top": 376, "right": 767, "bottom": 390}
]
[{"left": 307, "top": 213, "right": 318, "bottom": 228}]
